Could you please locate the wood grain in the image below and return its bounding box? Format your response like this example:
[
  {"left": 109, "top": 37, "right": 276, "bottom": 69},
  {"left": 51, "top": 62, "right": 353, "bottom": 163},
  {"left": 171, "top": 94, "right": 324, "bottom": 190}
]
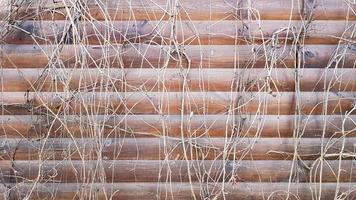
[
  {"left": 1, "top": 115, "right": 355, "bottom": 138},
  {"left": 1, "top": 0, "right": 354, "bottom": 20},
  {"left": 1, "top": 44, "right": 354, "bottom": 68},
  {"left": 1, "top": 137, "right": 355, "bottom": 160},
  {"left": 1, "top": 92, "right": 355, "bottom": 115},
  {"left": 0, "top": 44, "right": 294, "bottom": 68},
  {"left": 1, "top": 160, "right": 356, "bottom": 183},
  {"left": 4, "top": 21, "right": 354, "bottom": 45},
  {"left": 4, "top": 182, "right": 356, "bottom": 200},
  {"left": 2, "top": 68, "right": 356, "bottom": 92}
]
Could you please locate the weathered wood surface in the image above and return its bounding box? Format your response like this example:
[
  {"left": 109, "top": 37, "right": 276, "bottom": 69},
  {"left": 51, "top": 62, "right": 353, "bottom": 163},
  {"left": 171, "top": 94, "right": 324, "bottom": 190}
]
[
  {"left": 1, "top": 44, "right": 295, "bottom": 68},
  {"left": 0, "top": 0, "right": 355, "bottom": 198},
  {"left": 2, "top": 68, "right": 356, "bottom": 92},
  {"left": 0, "top": 160, "right": 355, "bottom": 183},
  {"left": 0, "top": 92, "right": 355, "bottom": 115},
  {"left": 3, "top": 21, "right": 355, "bottom": 45},
  {"left": 1, "top": 0, "right": 355, "bottom": 20},
  {"left": 1, "top": 115, "right": 356, "bottom": 138},
  {"left": 0, "top": 137, "right": 355, "bottom": 160},
  {"left": 1, "top": 44, "right": 355, "bottom": 68},
  {"left": 2, "top": 182, "right": 356, "bottom": 200}
]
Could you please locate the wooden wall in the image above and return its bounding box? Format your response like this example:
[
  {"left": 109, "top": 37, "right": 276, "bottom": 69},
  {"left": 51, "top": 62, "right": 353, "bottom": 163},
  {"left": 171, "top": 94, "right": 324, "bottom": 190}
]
[{"left": 0, "top": 0, "right": 356, "bottom": 199}]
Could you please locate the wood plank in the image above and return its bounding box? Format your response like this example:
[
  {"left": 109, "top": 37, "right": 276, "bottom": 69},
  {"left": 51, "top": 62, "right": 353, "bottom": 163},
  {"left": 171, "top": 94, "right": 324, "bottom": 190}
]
[
  {"left": 1, "top": 44, "right": 354, "bottom": 68},
  {"left": 301, "top": 45, "right": 356, "bottom": 68},
  {"left": 3, "top": 20, "right": 354, "bottom": 45},
  {"left": 0, "top": 1, "right": 355, "bottom": 199},
  {"left": 3, "top": 20, "right": 300, "bottom": 45},
  {"left": 2, "top": 68, "right": 356, "bottom": 92},
  {"left": 1, "top": 0, "right": 354, "bottom": 20},
  {"left": 1, "top": 115, "right": 355, "bottom": 138},
  {"left": 306, "top": 21, "right": 356, "bottom": 44},
  {"left": 0, "top": 44, "right": 295, "bottom": 68},
  {"left": 0, "top": 92, "right": 355, "bottom": 115},
  {"left": 1, "top": 160, "right": 356, "bottom": 183},
  {"left": 0, "top": 160, "right": 294, "bottom": 183},
  {"left": 4, "top": 182, "right": 356, "bottom": 200},
  {"left": 1, "top": 137, "right": 355, "bottom": 160},
  {"left": 305, "top": 0, "right": 356, "bottom": 20}
]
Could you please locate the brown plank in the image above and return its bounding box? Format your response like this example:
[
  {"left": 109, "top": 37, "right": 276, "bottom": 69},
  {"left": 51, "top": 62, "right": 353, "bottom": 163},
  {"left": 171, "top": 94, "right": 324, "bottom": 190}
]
[
  {"left": 5, "top": 182, "right": 356, "bottom": 200},
  {"left": 0, "top": 44, "right": 296, "bottom": 68},
  {"left": 0, "top": 92, "right": 355, "bottom": 115},
  {"left": 1, "top": 44, "right": 354, "bottom": 68},
  {"left": 0, "top": 160, "right": 293, "bottom": 183},
  {"left": 305, "top": 0, "right": 356, "bottom": 20},
  {"left": 1, "top": 137, "right": 355, "bottom": 160},
  {"left": 3, "top": 20, "right": 299, "bottom": 45},
  {"left": 1, "top": 160, "right": 356, "bottom": 183},
  {"left": 2, "top": 68, "right": 356, "bottom": 92},
  {"left": 306, "top": 21, "right": 356, "bottom": 44},
  {"left": 1, "top": 115, "right": 356, "bottom": 138},
  {"left": 1, "top": 0, "right": 354, "bottom": 21},
  {"left": 3, "top": 20, "right": 354, "bottom": 45},
  {"left": 301, "top": 45, "right": 356, "bottom": 68}
]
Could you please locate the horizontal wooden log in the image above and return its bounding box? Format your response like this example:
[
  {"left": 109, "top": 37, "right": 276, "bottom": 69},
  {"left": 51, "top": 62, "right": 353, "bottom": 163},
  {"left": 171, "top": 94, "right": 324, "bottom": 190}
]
[
  {"left": 1, "top": 0, "right": 355, "bottom": 20},
  {"left": 1, "top": 44, "right": 354, "bottom": 68},
  {"left": 2, "top": 68, "right": 356, "bottom": 92},
  {"left": 3, "top": 20, "right": 299, "bottom": 45},
  {"left": 305, "top": 0, "right": 356, "bottom": 20},
  {"left": 306, "top": 21, "right": 356, "bottom": 44},
  {"left": 1, "top": 160, "right": 356, "bottom": 183},
  {"left": 0, "top": 137, "right": 355, "bottom": 160},
  {"left": 0, "top": 92, "right": 355, "bottom": 115},
  {"left": 3, "top": 20, "right": 354, "bottom": 45},
  {"left": 300, "top": 45, "right": 356, "bottom": 68},
  {"left": 1, "top": 115, "right": 356, "bottom": 138},
  {"left": 4, "top": 182, "right": 356, "bottom": 200},
  {"left": 0, "top": 44, "right": 294, "bottom": 68},
  {"left": 0, "top": 160, "right": 292, "bottom": 183}
]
